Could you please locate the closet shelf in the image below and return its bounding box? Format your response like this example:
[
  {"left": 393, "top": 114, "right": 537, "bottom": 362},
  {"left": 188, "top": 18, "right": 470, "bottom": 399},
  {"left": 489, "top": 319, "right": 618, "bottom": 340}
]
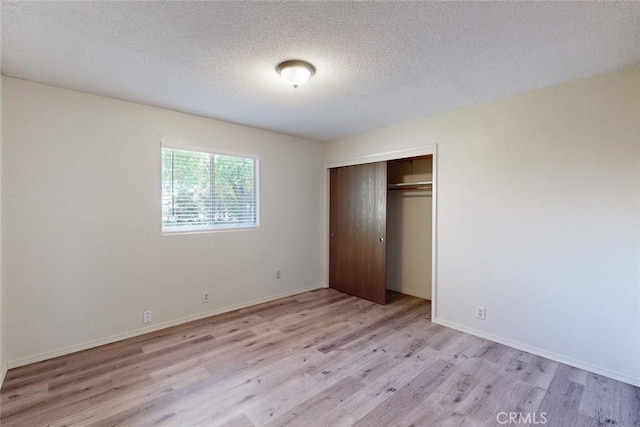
[{"left": 387, "top": 181, "right": 432, "bottom": 191}]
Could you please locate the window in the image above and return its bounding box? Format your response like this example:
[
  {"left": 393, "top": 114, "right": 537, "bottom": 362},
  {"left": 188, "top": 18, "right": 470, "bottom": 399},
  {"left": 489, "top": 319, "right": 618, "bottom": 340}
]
[{"left": 162, "top": 146, "right": 258, "bottom": 233}]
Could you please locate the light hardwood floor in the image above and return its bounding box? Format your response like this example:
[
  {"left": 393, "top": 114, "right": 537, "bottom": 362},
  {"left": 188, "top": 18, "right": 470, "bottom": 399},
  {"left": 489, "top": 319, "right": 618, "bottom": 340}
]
[{"left": 1, "top": 289, "right": 638, "bottom": 426}]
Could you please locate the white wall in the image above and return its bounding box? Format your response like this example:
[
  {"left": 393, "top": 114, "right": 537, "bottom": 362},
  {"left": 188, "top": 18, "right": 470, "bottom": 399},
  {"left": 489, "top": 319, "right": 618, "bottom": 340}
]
[
  {"left": 326, "top": 65, "right": 640, "bottom": 386},
  {"left": 0, "top": 4, "right": 5, "bottom": 384},
  {"left": 2, "top": 77, "right": 325, "bottom": 366}
]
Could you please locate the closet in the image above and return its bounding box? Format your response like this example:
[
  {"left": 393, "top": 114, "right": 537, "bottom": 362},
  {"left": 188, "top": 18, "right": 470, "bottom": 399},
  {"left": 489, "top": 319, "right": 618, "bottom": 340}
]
[{"left": 329, "top": 155, "right": 433, "bottom": 304}]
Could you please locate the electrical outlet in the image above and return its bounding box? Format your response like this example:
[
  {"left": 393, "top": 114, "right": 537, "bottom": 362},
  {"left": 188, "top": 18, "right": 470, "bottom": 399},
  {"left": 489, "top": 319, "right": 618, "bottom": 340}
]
[
  {"left": 475, "top": 306, "right": 486, "bottom": 320},
  {"left": 276, "top": 270, "right": 281, "bottom": 279},
  {"left": 143, "top": 310, "right": 153, "bottom": 324},
  {"left": 202, "top": 291, "right": 210, "bottom": 303}
]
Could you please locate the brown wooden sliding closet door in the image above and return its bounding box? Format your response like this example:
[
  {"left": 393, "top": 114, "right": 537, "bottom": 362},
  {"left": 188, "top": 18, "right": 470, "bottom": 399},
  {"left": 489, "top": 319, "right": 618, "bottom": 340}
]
[{"left": 329, "top": 162, "right": 387, "bottom": 305}]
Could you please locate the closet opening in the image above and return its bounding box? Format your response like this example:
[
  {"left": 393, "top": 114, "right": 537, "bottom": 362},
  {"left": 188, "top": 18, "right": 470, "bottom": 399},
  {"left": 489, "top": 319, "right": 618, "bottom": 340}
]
[
  {"left": 386, "top": 155, "right": 433, "bottom": 302},
  {"left": 328, "top": 154, "right": 434, "bottom": 306}
]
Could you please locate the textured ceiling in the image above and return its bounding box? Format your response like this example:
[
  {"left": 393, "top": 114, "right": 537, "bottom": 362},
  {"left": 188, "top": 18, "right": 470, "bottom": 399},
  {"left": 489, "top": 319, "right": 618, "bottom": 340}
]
[{"left": 2, "top": 2, "right": 640, "bottom": 141}]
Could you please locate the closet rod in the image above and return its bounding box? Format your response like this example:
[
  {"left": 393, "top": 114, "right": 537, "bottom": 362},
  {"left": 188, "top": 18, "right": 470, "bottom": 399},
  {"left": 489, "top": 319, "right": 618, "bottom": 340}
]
[{"left": 387, "top": 181, "right": 432, "bottom": 191}]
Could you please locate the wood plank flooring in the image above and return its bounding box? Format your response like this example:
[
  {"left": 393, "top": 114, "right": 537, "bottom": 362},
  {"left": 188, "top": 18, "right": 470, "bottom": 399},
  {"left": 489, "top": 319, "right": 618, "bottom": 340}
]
[{"left": 1, "top": 289, "right": 638, "bottom": 426}]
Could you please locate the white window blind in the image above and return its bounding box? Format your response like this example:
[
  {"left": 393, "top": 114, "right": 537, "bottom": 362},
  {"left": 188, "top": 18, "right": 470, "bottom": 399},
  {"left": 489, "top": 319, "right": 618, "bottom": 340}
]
[{"left": 162, "top": 147, "right": 258, "bottom": 232}]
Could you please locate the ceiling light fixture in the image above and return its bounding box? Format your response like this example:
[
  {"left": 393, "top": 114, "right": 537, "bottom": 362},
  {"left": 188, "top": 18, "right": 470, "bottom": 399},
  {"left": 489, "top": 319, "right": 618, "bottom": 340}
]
[{"left": 276, "top": 60, "right": 316, "bottom": 88}]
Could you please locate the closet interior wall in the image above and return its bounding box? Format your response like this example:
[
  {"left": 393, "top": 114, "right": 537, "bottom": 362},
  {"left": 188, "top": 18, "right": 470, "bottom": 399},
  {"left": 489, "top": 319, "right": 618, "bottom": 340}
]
[{"left": 386, "top": 156, "right": 433, "bottom": 300}]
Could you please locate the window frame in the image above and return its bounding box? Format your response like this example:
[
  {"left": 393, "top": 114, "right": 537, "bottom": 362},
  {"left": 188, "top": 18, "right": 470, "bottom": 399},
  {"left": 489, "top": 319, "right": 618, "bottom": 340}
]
[{"left": 161, "top": 143, "right": 260, "bottom": 235}]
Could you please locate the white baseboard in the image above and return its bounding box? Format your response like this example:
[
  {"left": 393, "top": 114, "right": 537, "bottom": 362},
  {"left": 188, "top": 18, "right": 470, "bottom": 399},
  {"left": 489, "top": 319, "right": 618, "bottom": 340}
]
[
  {"left": 433, "top": 317, "right": 640, "bottom": 388},
  {"left": 184, "top": 285, "right": 322, "bottom": 322},
  {"left": 0, "top": 362, "right": 7, "bottom": 387},
  {"left": 7, "top": 285, "right": 323, "bottom": 370}
]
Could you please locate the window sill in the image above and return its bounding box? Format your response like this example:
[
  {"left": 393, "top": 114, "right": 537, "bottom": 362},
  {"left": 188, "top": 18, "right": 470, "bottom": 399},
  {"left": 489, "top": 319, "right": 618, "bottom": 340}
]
[{"left": 162, "top": 225, "right": 259, "bottom": 236}]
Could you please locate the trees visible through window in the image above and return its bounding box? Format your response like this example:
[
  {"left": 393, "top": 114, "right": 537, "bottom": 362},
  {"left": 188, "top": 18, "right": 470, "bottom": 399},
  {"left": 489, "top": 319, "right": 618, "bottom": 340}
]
[{"left": 162, "top": 147, "right": 258, "bottom": 232}]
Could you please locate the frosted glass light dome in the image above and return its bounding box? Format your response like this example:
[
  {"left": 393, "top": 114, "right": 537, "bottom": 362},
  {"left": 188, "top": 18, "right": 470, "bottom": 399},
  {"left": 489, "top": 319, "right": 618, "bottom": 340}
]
[{"left": 276, "top": 60, "right": 316, "bottom": 88}]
